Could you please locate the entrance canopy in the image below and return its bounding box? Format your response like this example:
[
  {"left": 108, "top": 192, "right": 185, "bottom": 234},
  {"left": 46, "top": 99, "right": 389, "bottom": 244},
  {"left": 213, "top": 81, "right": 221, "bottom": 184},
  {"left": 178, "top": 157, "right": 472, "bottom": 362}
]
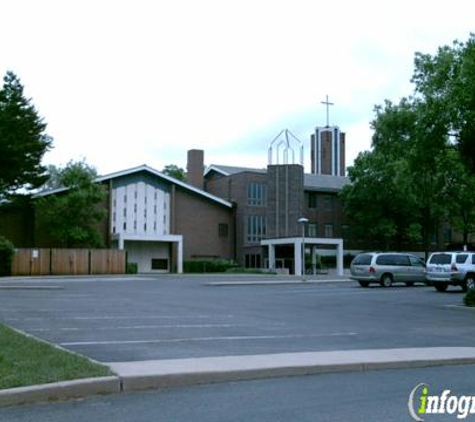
[{"left": 261, "top": 237, "right": 344, "bottom": 276}]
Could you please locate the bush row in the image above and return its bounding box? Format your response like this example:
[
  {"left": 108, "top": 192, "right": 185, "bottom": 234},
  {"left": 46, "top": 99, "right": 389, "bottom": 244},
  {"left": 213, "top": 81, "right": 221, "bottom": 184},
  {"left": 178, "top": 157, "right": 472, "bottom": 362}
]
[{"left": 184, "top": 259, "right": 235, "bottom": 273}]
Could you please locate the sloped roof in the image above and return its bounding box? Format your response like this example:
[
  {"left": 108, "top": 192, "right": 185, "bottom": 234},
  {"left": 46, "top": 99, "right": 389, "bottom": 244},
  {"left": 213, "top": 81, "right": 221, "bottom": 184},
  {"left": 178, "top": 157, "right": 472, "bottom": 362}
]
[
  {"left": 205, "top": 164, "right": 267, "bottom": 177},
  {"left": 304, "top": 173, "right": 349, "bottom": 192},
  {"left": 36, "top": 164, "right": 233, "bottom": 208},
  {"left": 205, "top": 164, "right": 349, "bottom": 192}
]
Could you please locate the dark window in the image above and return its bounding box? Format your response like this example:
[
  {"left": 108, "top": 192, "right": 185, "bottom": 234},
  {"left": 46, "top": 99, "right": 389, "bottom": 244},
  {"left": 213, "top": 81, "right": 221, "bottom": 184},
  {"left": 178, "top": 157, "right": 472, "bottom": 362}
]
[
  {"left": 429, "top": 253, "right": 451, "bottom": 265},
  {"left": 376, "top": 254, "right": 410, "bottom": 266},
  {"left": 245, "top": 254, "right": 262, "bottom": 268},
  {"left": 151, "top": 258, "right": 168, "bottom": 270},
  {"left": 219, "top": 223, "right": 229, "bottom": 237},
  {"left": 308, "top": 223, "right": 317, "bottom": 237},
  {"left": 324, "top": 196, "right": 333, "bottom": 211},
  {"left": 456, "top": 254, "right": 468, "bottom": 264},
  {"left": 308, "top": 194, "right": 317, "bottom": 209},
  {"left": 409, "top": 256, "right": 424, "bottom": 267},
  {"left": 324, "top": 224, "right": 333, "bottom": 238},
  {"left": 247, "top": 183, "right": 267, "bottom": 206},
  {"left": 352, "top": 254, "right": 372, "bottom": 265},
  {"left": 246, "top": 215, "right": 267, "bottom": 243}
]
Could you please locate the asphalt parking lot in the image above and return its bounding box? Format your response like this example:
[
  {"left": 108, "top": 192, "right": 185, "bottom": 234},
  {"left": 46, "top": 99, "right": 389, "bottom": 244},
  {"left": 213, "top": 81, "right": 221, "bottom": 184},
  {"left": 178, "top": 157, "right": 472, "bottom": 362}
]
[{"left": 1, "top": 275, "right": 474, "bottom": 363}]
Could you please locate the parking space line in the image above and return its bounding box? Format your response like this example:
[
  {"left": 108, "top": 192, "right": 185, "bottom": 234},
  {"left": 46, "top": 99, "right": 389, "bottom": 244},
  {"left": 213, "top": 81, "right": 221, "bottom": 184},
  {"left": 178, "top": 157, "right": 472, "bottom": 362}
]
[
  {"left": 28, "top": 324, "right": 247, "bottom": 332},
  {"left": 3, "top": 314, "right": 236, "bottom": 322},
  {"left": 60, "top": 332, "right": 357, "bottom": 346}
]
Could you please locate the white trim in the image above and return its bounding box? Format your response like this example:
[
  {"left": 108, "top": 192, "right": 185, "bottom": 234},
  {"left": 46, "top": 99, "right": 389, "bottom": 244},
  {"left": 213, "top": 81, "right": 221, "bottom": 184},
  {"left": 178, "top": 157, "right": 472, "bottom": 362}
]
[
  {"left": 116, "top": 233, "right": 183, "bottom": 274},
  {"left": 36, "top": 164, "right": 233, "bottom": 208},
  {"left": 204, "top": 165, "right": 231, "bottom": 177},
  {"left": 261, "top": 237, "right": 344, "bottom": 276}
]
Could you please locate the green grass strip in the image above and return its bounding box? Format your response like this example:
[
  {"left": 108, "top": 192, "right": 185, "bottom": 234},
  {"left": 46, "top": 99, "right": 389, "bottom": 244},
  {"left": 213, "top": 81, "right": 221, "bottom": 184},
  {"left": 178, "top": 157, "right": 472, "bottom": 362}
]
[{"left": 0, "top": 322, "right": 112, "bottom": 390}]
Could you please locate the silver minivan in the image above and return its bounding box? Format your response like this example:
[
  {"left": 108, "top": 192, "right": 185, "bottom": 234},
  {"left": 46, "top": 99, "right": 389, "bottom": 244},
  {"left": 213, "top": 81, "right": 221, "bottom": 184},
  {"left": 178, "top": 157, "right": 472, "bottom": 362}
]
[{"left": 350, "top": 252, "right": 426, "bottom": 287}]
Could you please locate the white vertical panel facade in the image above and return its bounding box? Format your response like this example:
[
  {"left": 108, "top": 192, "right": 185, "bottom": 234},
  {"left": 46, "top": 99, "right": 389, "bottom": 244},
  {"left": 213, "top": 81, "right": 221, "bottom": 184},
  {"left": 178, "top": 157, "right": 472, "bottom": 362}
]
[{"left": 111, "top": 181, "right": 170, "bottom": 237}]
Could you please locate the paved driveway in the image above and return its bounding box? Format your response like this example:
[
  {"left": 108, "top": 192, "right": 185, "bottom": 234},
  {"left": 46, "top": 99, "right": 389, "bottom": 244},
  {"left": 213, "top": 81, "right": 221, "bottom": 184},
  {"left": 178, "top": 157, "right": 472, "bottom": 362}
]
[{"left": 1, "top": 275, "right": 474, "bottom": 362}]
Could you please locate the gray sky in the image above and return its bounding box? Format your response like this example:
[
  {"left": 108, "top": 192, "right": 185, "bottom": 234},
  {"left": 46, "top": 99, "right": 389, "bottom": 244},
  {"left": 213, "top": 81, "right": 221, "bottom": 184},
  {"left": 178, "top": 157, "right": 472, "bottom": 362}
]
[{"left": 1, "top": 0, "right": 474, "bottom": 175}]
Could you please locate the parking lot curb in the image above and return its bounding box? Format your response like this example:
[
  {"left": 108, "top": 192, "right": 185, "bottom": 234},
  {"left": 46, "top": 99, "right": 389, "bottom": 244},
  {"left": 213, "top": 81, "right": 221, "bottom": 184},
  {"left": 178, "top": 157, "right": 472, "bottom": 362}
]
[
  {"left": 204, "top": 279, "right": 351, "bottom": 286},
  {"left": 108, "top": 347, "right": 475, "bottom": 393},
  {"left": 3, "top": 348, "right": 475, "bottom": 407},
  {"left": 0, "top": 376, "right": 121, "bottom": 407}
]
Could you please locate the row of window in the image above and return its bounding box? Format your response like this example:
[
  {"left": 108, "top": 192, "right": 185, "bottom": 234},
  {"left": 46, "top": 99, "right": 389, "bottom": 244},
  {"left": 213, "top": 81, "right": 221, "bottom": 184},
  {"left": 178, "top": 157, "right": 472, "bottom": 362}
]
[
  {"left": 307, "top": 193, "right": 334, "bottom": 211},
  {"left": 246, "top": 184, "right": 337, "bottom": 213},
  {"left": 245, "top": 216, "right": 350, "bottom": 244}
]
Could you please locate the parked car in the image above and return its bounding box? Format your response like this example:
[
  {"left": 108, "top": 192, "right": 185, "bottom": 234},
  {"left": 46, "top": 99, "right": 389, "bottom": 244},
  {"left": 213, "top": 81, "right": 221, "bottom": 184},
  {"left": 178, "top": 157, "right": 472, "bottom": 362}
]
[
  {"left": 350, "top": 252, "right": 426, "bottom": 287},
  {"left": 426, "top": 251, "right": 475, "bottom": 292}
]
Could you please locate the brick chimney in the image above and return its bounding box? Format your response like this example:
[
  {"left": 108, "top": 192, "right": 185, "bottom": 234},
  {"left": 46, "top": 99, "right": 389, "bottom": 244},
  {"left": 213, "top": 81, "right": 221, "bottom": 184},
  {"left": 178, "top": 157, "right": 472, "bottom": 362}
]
[{"left": 186, "top": 149, "right": 204, "bottom": 190}]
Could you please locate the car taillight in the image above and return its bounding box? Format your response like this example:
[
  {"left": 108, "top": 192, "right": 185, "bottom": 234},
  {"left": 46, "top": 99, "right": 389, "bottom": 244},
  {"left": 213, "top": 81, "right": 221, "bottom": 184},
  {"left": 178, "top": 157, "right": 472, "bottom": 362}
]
[
  {"left": 451, "top": 263, "right": 458, "bottom": 271},
  {"left": 369, "top": 266, "right": 375, "bottom": 274}
]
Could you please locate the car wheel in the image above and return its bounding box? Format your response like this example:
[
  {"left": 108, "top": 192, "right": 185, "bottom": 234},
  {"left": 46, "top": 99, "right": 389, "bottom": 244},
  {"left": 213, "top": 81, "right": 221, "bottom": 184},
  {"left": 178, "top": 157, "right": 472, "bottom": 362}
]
[
  {"left": 464, "top": 275, "right": 475, "bottom": 292},
  {"left": 434, "top": 283, "right": 448, "bottom": 292},
  {"left": 406, "top": 282, "right": 415, "bottom": 287},
  {"left": 380, "top": 274, "right": 392, "bottom": 288},
  {"left": 358, "top": 281, "right": 369, "bottom": 287}
]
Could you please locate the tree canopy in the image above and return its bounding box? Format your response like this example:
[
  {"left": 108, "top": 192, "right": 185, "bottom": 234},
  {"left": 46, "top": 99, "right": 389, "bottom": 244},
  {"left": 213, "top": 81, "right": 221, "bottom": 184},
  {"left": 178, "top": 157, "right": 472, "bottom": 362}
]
[
  {"left": 37, "top": 161, "right": 107, "bottom": 248},
  {"left": 0, "top": 71, "right": 52, "bottom": 199},
  {"left": 341, "top": 34, "right": 475, "bottom": 254},
  {"left": 162, "top": 164, "right": 186, "bottom": 181}
]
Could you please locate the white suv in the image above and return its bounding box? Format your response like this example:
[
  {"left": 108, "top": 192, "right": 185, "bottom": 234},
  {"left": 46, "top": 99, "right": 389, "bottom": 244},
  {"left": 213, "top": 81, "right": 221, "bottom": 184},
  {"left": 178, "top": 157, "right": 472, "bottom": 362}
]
[{"left": 426, "top": 252, "right": 475, "bottom": 292}]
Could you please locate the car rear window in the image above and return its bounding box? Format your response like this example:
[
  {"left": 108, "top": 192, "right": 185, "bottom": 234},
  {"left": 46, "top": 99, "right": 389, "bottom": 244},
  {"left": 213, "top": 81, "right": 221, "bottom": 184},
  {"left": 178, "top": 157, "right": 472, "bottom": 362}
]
[
  {"left": 352, "top": 254, "right": 372, "bottom": 265},
  {"left": 429, "top": 254, "right": 451, "bottom": 265}
]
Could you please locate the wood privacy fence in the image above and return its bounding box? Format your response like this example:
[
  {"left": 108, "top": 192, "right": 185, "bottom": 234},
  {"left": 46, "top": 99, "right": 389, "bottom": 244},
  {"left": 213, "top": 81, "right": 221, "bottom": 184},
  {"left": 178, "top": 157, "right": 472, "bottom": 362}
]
[{"left": 11, "top": 248, "right": 126, "bottom": 276}]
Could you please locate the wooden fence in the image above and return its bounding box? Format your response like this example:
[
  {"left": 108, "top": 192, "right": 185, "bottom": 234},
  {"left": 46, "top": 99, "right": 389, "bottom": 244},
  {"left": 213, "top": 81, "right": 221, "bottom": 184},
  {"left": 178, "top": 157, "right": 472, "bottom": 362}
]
[{"left": 11, "top": 248, "right": 126, "bottom": 276}]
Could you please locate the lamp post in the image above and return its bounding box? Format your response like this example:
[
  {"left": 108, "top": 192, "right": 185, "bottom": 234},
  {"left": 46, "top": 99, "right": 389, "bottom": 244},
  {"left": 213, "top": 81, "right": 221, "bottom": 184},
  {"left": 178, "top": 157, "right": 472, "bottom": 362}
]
[{"left": 298, "top": 217, "right": 309, "bottom": 280}]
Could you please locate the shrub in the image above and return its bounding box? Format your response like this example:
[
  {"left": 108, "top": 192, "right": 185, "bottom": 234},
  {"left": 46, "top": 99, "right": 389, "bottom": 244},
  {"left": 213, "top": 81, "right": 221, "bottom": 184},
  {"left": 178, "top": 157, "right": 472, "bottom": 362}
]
[
  {"left": 0, "top": 236, "right": 14, "bottom": 276},
  {"left": 126, "top": 262, "right": 138, "bottom": 274},
  {"left": 184, "top": 259, "right": 235, "bottom": 273},
  {"left": 463, "top": 289, "right": 475, "bottom": 307}
]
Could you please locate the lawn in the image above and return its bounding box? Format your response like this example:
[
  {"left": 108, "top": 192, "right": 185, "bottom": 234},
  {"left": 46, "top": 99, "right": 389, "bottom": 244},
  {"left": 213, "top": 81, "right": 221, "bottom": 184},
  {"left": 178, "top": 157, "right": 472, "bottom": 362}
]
[{"left": 0, "top": 322, "right": 113, "bottom": 390}]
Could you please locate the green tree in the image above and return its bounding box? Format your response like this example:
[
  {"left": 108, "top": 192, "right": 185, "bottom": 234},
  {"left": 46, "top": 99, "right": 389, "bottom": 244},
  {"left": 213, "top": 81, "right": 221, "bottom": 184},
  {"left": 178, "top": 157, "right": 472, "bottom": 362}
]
[
  {"left": 0, "top": 71, "right": 52, "bottom": 199},
  {"left": 342, "top": 34, "right": 475, "bottom": 256},
  {"left": 37, "top": 161, "right": 107, "bottom": 248},
  {"left": 412, "top": 34, "right": 475, "bottom": 172},
  {"left": 162, "top": 164, "right": 186, "bottom": 181}
]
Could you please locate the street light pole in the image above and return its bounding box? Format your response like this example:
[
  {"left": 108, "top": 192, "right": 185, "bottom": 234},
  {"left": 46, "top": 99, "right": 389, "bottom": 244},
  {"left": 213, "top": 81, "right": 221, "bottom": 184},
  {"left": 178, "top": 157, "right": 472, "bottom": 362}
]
[{"left": 298, "top": 217, "right": 309, "bottom": 281}]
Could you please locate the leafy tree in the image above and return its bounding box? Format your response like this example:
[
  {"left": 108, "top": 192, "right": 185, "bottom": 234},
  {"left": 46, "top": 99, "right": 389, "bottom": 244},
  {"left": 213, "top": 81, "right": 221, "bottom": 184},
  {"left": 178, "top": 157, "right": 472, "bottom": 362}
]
[
  {"left": 0, "top": 71, "right": 52, "bottom": 199},
  {"left": 37, "top": 161, "right": 107, "bottom": 248},
  {"left": 342, "top": 34, "right": 475, "bottom": 255},
  {"left": 162, "top": 164, "right": 186, "bottom": 181},
  {"left": 412, "top": 34, "right": 475, "bottom": 172}
]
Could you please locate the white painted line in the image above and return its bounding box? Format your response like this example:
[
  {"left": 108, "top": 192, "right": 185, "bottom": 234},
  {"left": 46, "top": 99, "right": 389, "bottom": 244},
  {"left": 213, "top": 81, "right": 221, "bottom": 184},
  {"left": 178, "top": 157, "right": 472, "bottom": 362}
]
[
  {"left": 4, "top": 314, "right": 236, "bottom": 322},
  {"left": 60, "top": 332, "right": 357, "bottom": 347},
  {"left": 28, "top": 324, "right": 246, "bottom": 332}
]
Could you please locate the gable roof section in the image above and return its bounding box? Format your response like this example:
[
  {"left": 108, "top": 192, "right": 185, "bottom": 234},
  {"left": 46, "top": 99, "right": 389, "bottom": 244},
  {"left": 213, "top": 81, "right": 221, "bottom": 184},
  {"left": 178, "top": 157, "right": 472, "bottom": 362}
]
[
  {"left": 205, "top": 164, "right": 267, "bottom": 177},
  {"left": 36, "top": 165, "right": 233, "bottom": 208}
]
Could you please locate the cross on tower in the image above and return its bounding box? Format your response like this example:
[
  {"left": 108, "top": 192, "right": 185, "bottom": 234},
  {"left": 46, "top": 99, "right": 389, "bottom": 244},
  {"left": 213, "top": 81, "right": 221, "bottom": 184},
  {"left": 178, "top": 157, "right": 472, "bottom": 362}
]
[{"left": 320, "top": 95, "right": 334, "bottom": 127}]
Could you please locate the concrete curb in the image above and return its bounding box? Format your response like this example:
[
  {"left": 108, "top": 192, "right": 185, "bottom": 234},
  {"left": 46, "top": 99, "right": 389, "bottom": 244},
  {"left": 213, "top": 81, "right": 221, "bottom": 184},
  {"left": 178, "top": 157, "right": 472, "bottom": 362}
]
[
  {"left": 108, "top": 347, "right": 475, "bottom": 392},
  {"left": 0, "top": 376, "right": 121, "bottom": 407},
  {"left": 204, "top": 279, "right": 351, "bottom": 286},
  {"left": 3, "top": 347, "right": 475, "bottom": 407}
]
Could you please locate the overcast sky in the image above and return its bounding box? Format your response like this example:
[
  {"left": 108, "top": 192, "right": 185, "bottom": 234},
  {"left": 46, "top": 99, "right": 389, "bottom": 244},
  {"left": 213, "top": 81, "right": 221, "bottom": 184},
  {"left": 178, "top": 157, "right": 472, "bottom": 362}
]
[{"left": 1, "top": 1, "right": 474, "bottom": 176}]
